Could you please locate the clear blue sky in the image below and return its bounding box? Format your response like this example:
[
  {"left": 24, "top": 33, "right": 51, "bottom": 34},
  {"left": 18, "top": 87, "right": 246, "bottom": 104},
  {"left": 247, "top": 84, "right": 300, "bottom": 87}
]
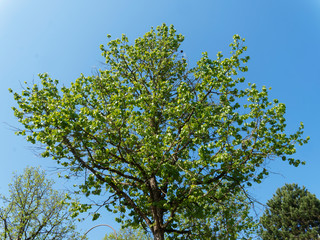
[{"left": 0, "top": 0, "right": 319, "bottom": 238}]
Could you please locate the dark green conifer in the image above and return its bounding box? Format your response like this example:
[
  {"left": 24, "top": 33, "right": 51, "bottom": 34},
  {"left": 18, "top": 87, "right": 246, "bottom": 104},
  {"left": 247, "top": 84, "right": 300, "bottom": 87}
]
[{"left": 259, "top": 183, "right": 320, "bottom": 240}]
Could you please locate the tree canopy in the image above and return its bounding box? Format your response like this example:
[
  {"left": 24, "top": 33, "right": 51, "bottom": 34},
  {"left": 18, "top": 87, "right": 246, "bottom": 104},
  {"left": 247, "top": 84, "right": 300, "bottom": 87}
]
[
  {"left": 10, "top": 24, "right": 308, "bottom": 240},
  {"left": 0, "top": 167, "right": 84, "bottom": 240},
  {"left": 259, "top": 183, "right": 320, "bottom": 239}
]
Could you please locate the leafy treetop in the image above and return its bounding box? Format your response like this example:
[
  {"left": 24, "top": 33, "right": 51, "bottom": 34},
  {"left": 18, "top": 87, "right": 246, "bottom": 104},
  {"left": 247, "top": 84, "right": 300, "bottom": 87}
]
[{"left": 10, "top": 24, "right": 308, "bottom": 240}]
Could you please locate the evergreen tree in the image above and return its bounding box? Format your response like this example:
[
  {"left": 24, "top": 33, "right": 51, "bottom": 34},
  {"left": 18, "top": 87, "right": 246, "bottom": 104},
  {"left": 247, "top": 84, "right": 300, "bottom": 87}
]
[{"left": 259, "top": 183, "right": 320, "bottom": 240}]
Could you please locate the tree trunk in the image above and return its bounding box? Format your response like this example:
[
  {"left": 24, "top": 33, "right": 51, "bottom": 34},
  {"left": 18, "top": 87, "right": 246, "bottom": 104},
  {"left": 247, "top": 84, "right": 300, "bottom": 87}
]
[
  {"left": 153, "top": 229, "right": 165, "bottom": 240},
  {"left": 149, "top": 176, "right": 165, "bottom": 240}
]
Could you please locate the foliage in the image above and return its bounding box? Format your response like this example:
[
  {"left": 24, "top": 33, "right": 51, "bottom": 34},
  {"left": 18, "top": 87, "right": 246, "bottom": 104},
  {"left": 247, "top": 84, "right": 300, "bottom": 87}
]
[
  {"left": 184, "top": 191, "right": 258, "bottom": 240},
  {"left": 104, "top": 192, "right": 257, "bottom": 240},
  {"left": 103, "top": 226, "right": 151, "bottom": 240},
  {"left": 0, "top": 167, "right": 85, "bottom": 240},
  {"left": 259, "top": 183, "right": 320, "bottom": 239},
  {"left": 10, "top": 24, "right": 308, "bottom": 239}
]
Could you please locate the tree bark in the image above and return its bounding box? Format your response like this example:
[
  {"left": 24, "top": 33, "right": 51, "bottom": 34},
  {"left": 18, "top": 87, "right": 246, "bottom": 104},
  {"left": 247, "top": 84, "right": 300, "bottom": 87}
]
[
  {"left": 149, "top": 176, "right": 165, "bottom": 240},
  {"left": 153, "top": 229, "right": 165, "bottom": 240}
]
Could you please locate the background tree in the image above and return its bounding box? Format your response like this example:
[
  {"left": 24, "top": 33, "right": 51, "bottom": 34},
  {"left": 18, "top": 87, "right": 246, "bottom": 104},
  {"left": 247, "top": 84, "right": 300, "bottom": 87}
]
[
  {"left": 0, "top": 167, "right": 85, "bottom": 240},
  {"left": 10, "top": 24, "right": 308, "bottom": 240},
  {"left": 259, "top": 183, "right": 320, "bottom": 239},
  {"left": 185, "top": 191, "right": 257, "bottom": 240},
  {"left": 103, "top": 226, "right": 151, "bottom": 240}
]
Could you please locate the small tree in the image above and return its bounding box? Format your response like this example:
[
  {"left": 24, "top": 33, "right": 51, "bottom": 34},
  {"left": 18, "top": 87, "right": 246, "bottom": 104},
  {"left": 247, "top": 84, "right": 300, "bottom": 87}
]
[
  {"left": 10, "top": 24, "right": 308, "bottom": 240},
  {"left": 103, "top": 226, "right": 151, "bottom": 240},
  {"left": 259, "top": 183, "right": 320, "bottom": 239},
  {"left": 0, "top": 167, "right": 84, "bottom": 240},
  {"left": 193, "top": 192, "right": 257, "bottom": 240}
]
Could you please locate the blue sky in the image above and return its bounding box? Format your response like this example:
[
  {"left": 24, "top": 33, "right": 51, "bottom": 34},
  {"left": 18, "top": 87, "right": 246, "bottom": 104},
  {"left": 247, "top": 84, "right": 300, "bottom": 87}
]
[{"left": 0, "top": 0, "right": 319, "bottom": 238}]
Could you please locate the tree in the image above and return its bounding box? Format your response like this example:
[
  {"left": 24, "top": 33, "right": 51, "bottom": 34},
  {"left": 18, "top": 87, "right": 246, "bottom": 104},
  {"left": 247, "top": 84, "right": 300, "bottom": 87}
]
[
  {"left": 103, "top": 226, "right": 151, "bottom": 240},
  {"left": 0, "top": 167, "right": 85, "bottom": 240},
  {"left": 10, "top": 24, "right": 308, "bottom": 240},
  {"left": 190, "top": 192, "right": 257, "bottom": 240},
  {"left": 259, "top": 183, "right": 320, "bottom": 239}
]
